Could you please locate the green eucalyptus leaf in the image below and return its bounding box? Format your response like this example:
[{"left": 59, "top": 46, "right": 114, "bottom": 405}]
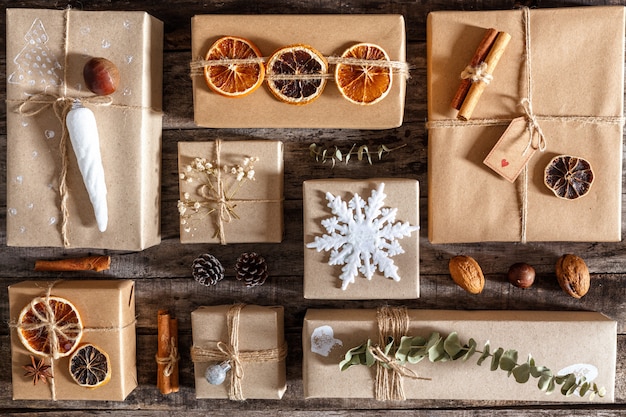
[
  {"left": 559, "top": 374, "right": 577, "bottom": 396},
  {"left": 598, "top": 385, "right": 606, "bottom": 397},
  {"left": 530, "top": 365, "right": 550, "bottom": 378},
  {"left": 554, "top": 375, "right": 567, "bottom": 384},
  {"left": 499, "top": 349, "right": 518, "bottom": 372},
  {"left": 396, "top": 336, "right": 413, "bottom": 363},
  {"left": 546, "top": 377, "right": 556, "bottom": 395},
  {"left": 357, "top": 145, "right": 366, "bottom": 161},
  {"left": 335, "top": 148, "right": 342, "bottom": 161},
  {"left": 345, "top": 152, "right": 351, "bottom": 163},
  {"left": 538, "top": 374, "right": 552, "bottom": 392},
  {"left": 477, "top": 343, "right": 491, "bottom": 366},
  {"left": 443, "top": 332, "right": 462, "bottom": 357},
  {"left": 512, "top": 362, "right": 531, "bottom": 384},
  {"left": 461, "top": 338, "right": 477, "bottom": 361},
  {"left": 579, "top": 382, "right": 590, "bottom": 397},
  {"left": 366, "top": 151, "right": 372, "bottom": 164},
  {"left": 490, "top": 347, "right": 504, "bottom": 371},
  {"left": 429, "top": 338, "right": 446, "bottom": 362},
  {"left": 407, "top": 352, "right": 426, "bottom": 364},
  {"left": 365, "top": 341, "right": 376, "bottom": 367},
  {"left": 339, "top": 343, "right": 367, "bottom": 371}
]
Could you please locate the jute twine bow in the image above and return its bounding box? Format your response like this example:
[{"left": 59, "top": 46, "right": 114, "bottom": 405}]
[
  {"left": 10, "top": 281, "right": 136, "bottom": 401},
  {"left": 190, "top": 55, "right": 411, "bottom": 80},
  {"left": 372, "top": 306, "right": 429, "bottom": 401},
  {"left": 426, "top": 7, "right": 624, "bottom": 243},
  {"left": 189, "top": 304, "right": 288, "bottom": 401},
  {"left": 155, "top": 337, "right": 180, "bottom": 377},
  {"left": 461, "top": 62, "right": 493, "bottom": 85}
]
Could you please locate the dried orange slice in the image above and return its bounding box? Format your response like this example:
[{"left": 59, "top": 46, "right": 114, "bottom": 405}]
[
  {"left": 266, "top": 44, "right": 328, "bottom": 105},
  {"left": 203, "top": 36, "right": 265, "bottom": 98},
  {"left": 544, "top": 155, "right": 594, "bottom": 200},
  {"left": 335, "top": 43, "right": 392, "bottom": 105},
  {"left": 69, "top": 343, "right": 111, "bottom": 388},
  {"left": 17, "top": 296, "right": 83, "bottom": 359}
]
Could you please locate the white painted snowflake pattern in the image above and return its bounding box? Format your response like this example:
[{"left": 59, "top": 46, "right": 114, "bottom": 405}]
[{"left": 307, "top": 182, "right": 419, "bottom": 290}]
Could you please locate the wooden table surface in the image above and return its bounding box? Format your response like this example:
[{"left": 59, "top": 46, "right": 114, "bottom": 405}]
[{"left": 2, "top": 0, "right": 626, "bottom": 415}]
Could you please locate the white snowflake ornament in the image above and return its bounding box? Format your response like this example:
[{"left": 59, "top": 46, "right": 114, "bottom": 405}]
[{"left": 307, "top": 182, "right": 419, "bottom": 290}]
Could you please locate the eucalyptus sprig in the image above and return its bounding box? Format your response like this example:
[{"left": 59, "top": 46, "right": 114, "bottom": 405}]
[
  {"left": 340, "top": 332, "right": 606, "bottom": 400},
  {"left": 309, "top": 143, "right": 407, "bottom": 168}
]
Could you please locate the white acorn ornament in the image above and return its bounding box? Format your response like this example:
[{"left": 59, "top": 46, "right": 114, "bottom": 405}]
[
  {"left": 205, "top": 361, "right": 231, "bottom": 385},
  {"left": 65, "top": 100, "right": 108, "bottom": 232}
]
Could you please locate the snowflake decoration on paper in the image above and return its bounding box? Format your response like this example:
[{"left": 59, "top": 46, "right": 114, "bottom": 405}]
[{"left": 307, "top": 182, "right": 418, "bottom": 290}]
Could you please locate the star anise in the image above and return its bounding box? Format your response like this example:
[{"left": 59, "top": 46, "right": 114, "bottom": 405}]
[{"left": 22, "top": 355, "right": 53, "bottom": 385}]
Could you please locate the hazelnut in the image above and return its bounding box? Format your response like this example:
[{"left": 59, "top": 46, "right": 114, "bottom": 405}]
[
  {"left": 507, "top": 262, "right": 535, "bottom": 289},
  {"left": 83, "top": 57, "right": 120, "bottom": 95},
  {"left": 555, "top": 254, "right": 590, "bottom": 299},
  {"left": 448, "top": 255, "right": 484, "bottom": 294}
]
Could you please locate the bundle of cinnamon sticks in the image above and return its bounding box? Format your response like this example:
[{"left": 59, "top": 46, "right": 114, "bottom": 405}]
[
  {"left": 451, "top": 28, "right": 511, "bottom": 121},
  {"left": 156, "top": 310, "right": 180, "bottom": 394}
]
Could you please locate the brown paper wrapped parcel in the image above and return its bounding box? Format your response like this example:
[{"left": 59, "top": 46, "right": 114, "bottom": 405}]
[
  {"left": 191, "top": 14, "right": 406, "bottom": 129},
  {"left": 303, "top": 309, "right": 616, "bottom": 402},
  {"left": 178, "top": 140, "right": 284, "bottom": 244},
  {"left": 9, "top": 280, "right": 137, "bottom": 401},
  {"left": 6, "top": 9, "right": 163, "bottom": 250},
  {"left": 191, "top": 305, "right": 287, "bottom": 400},
  {"left": 427, "top": 7, "right": 624, "bottom": 243},
  {"left": 303, "top": 179, "right": 419, "bottom": 300}
]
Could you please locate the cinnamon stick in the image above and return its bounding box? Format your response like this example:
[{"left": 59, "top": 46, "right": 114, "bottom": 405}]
[
  {"left": 34, "top": 255, "right": 111, "bottom": 272},
  {"left": 457, "top": 31, "right": 511, "bottom": 121},
  {"left": 451, "top": 28, "right": 499, "bottom": 110},
  {"left": 156, "top": 309, "right": 179, "bottom": 395}
]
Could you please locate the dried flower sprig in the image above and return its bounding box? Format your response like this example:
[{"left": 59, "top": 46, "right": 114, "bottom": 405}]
[
  {"left": 23, "top": 355, "right": 53, "bottom": 385},
  {"left": 340, "top": 332, "right": 606, "bottom": 400},
  {"left": 309, "top": 143, "right": 407, "bottom": 168},
  {"left": 178, "top": 156, "right": 258, "bottom": 236}
]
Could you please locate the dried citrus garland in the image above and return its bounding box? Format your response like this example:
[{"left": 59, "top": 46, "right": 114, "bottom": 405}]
[{"left": 201, "top": 36, "right": 405, "bottom": 105}]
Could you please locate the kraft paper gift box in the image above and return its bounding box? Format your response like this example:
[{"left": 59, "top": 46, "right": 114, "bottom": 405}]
[
  {"left": 190, "top": 305, "right": 287, "bottom": 400},
  {"left": 303, "top": 179, "right": 420, "bottom": 300},
  {"left": 8, "top": 280, "right": 137, "bottom": 401},
  {"left": 178, "top": 140, "right": 284, "bottom": 244},
  {"left": 6, "top": 9, "right": 163, "bottom": 250},
  {"left": 427, "top": 7, "right": 624, "bottom": 243},
  {"left": 303, "top": 308, "right": 616, "bottom": 402},
  {"left": 191, "top": 14, "right": 406, "bottom": 129}
]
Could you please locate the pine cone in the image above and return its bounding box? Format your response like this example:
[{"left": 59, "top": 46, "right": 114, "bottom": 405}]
[
  {"left": 192, "top": 253, "right": 225, "bottom": 286},
  {"left": 235, "top": 252, "right": 268, "bottom": 287}
]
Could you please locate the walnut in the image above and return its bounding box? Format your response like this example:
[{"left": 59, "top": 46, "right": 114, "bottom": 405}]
[
  {"left": 555, "top": 254, "right": 590, "bottom": 299},
  {"left": 448, "top": 255, "right": 485, "bottom": 294}
]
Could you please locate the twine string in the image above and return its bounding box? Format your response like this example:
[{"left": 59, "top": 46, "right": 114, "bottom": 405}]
[
  {"left": 155, "top": 337, "right": 180, "bottom": 377},
  {"left": 375, "top": 306, "right": 417, "bottom": 401},
  {"left": 189, "top": 303, "right": 288, "bottom": 401},
  {"left": 460, "top": 62, "right": 493, "bottom": 84}
]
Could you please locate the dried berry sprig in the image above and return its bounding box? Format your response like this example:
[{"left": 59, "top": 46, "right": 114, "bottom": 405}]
[
  {"left": 178, "top": 156, "right": 258, "bottom": 235},
  {"left": 23, "top": 355, "right": 53, "bottom": 385},
  {"left": 340, "top": 332, "right": 606, "bottom": 400},
  {"left": 309, "top": 143, "right": 407, "bottom": 168}
]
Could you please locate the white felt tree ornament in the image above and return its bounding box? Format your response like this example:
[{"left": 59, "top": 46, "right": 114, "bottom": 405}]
[
  {"left": 66, "top": 101, "right": 108, "bottom": 232},
  {"left": 307, "top": 182, "right": 418, "bottom": 290}
]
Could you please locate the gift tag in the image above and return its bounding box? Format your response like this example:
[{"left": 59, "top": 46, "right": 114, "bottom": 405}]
[{"left": 483, "top": 117, "right": 536, "bottom": 183}]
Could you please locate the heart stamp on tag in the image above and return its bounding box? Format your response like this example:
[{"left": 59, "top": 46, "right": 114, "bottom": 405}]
[{"left": 501, "top": 159, "right": 509, "bottom": 167}]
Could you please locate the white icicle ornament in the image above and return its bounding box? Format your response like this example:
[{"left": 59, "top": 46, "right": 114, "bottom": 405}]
[{"left": 65, "top": 100, "right": 108, "bottom": 232}]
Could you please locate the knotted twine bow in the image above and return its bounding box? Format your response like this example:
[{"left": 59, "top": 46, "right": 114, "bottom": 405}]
[
  {"left": 189, "top": 304, "right": 288, "bottom": 401},
  {"left": 461, "top": 61, "right": 493, "bottom": 85},
  {"left": 426, "top": 7, "right": 624, "bottom": 243},
  {"left": 371, "top": 306, "right": 430, "bottom": 401},
  {"left": 10, "top": 281, "right": 136, "bottom": 401},
  {"left": 155, "top": 337, "right": 180, "bottom": 377}
]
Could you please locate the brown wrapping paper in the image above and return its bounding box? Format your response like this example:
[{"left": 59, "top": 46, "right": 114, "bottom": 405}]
[
  {"left": 191, "top": 305, "right": 287, "bottom": 399},
  {"left": 191, "top": 14, "right": 406, "bottom": 129},
  {"left": 303, "top": 179, "right": 419, "bottom": 300},
  {"left": 178, "top": 140, "right": 284, "bottom": 244},
  {"left": 427, "top": 7, "right": 624, "bottom": 243},
  {"left": 6, "top": 9, "right": 163, "bottom": 250},
  {"left": 303, "top": 309, "right": 616, "bottom": 402},
  {"left": 8, "top": 280, "right": 137, "bottom": 401}
]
